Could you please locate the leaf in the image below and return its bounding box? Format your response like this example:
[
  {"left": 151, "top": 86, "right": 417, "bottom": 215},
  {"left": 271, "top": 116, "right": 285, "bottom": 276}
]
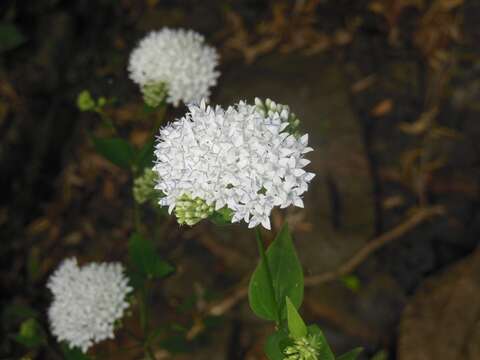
[
  {"left": 286, "top": 296, "right": 307, "bottom": 340},
  {"left": 398, "top": 108, "right": 438, "bottom": 135},
  {"left": 62, "top": 344, "right": 91, "bottom": 360},
  {"left": 209, "top": 207, "right": 234, "bottom": 226},
  {"left": 248, "top": 224, "right": 304, "bottom": 321},
  {"left": 337, "top": 347, "right": 363, "bottom": 360},
  {"left": 92, "top": 137, "right": 135, "bottom": 169},
  {"left": 128, "top": 233, "right": 174, "bottom": 280},
  {"left": 370, "top": 99, "right": 393, "bottom": 117},
  {"left": 0, "top": 22, "right": 26, "bottom": 52},
  {"left": 13, "top": 318, "right": 45, "bottom": 348},
  {"left": 135, "top": 139, "right": 155, "bottom": 170},
  {"left": 2, "top": 303, "right": 38, "bottom": 324},
  {"left": 370, "top": 350, "right": 388, "bottom": 360},
  {"left": 264, "top": 327, "right": 290, "bottom": 360},
  {"left": 340, "top": 274, "right": 361, "bottom": 292},
  {"left": 307, "top": 325, "right": 335, "bottom": 360},
  {"left": 439, "top": 0, "right": 463, "bottom": 11}
]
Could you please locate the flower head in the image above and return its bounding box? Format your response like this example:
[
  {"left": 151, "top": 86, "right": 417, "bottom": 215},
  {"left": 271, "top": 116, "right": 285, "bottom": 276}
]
[
  {"left": 153, "top": 99, "right": 314, "bottom": 229},
  {"left": 47, "top": 258, "right": 132, "bottom": 352},
  {"left": 128, "top": 28, "right": 219, "bottom": 107},
  {"left": 283, "top": 334, "right": 322, "bottom": 360}
]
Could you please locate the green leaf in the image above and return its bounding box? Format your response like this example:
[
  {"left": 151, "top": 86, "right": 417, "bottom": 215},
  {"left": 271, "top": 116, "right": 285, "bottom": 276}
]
[
  {"left": 209, "top": 207, "right": 233, "bottom": 226},
  {"left": 0, "top": 22, "right": 26, "bottom": 53},
  {"left": 13, "top": 318, "right": 45, "bottom": 348},
  {"left": 92, "top": 137, "right": 135, "bottom": 169},
  {"left": 286, "top": 296, "right": 307, "bottom": 340},
  {"left": 337, "top": 347, "right": 363, "bottom": 360},
  {"left": 248, "top": 224, "right": 303, "bottom": 321},
  {"left": 61, "top": 344, "right": 91, "bottom": 360},
  {"left": 264, "top": 327, "right": 290, "bottom": 360},
  {"left": 340, "top": 275, "right": 361, "bottom": 292},
  {"left": 307, "top": 325, "right": 335, "bottom": 360},
  {"left": 370, "top": 350, "right": 388, "bottom": 360},
  {"left": 2, "top": 303, "right": 38, "bottom": 325},
  {"left": 143, "top": 103, "right": 157, "bottom": 113},
  {"left": 135, "top": 139, "right": 155, "bottom": 170},
  {"left": 128, "top": 233, "right": 174, "bottom": 280}
]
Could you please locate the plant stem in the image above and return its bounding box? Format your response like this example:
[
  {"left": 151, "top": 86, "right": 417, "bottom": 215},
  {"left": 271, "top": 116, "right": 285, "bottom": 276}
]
[
  {"left": 151, "top": 104, "right": 166, "bottom": 137},
  {"left": 133, "top": 200, "right": 142, "bottom": 232},
  {"left": 97, "top": 110, "right": 118, "bottom": 135},
  {"left": 145, "top": 346, "right": 157, "bottom": 360},
  {"left": 255, "top": 227, "right": 281, "bottom": 324},
  {"left": 139, "top": 284, "right": 149, "bottom": 334},
  {"left": 139, "top": 283, "right": 158, "bottom": 359}
]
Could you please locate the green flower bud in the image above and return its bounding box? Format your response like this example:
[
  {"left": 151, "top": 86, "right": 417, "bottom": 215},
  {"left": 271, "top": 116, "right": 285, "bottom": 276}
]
[
  {"left": 283, "top": 334, "right": 322, "bottom": 360},
  {"left": 133, "top": 168, "right": 161, "bottom": 205},
  {"left": 19, "top": 318, "right": 37, "bottom": 339},
  {"left": 77, "top": 90, "right": 96, "bottom": 112},
  {"left": 142, "top": 82, "right": 167, "bottom": 108},
  {"left": 254, "top": 97, "right": 302, "bottom": 138},
  {"left": 174, "top": 194, "right": 214, "bottom": 226}
]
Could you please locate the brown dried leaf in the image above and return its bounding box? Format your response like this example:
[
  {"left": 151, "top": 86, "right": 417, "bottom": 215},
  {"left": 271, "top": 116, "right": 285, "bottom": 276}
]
[
  {"left": 400, "top": 148, "right": 423, "bottom": 181},
  {"left": 102, "top": 178, "right": 116, "bottom": 200},
  {"left": 333, "top": 29, "right": 352, "bottom": 46},
  {"left": 398, "top": 108, "right": 438, "bottom": 135},
  {"left": 370, "top": 99, "right": 394, "bottom": 117},
  {"left": 130, "top": 129, "right": 150, "bottom": 146},
  {"left": 382, "top": 195, "right": 405, "bottom": 210},
  {"left": 439, "top": 0, "right": 463, "bottom": 11},
  {"left": 26, "top": 217, "right": 50, "bottom": 235},
  {"left": 428, "top": 126, "right": 462, "bottom": 140},
  {"left": 351, "top": 75, "right": 376, "bottom": 93}
]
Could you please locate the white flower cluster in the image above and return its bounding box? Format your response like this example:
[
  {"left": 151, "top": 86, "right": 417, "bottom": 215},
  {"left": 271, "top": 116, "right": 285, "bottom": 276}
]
[
  {"left": 47, "top": 258, "right": 132, "bottom": 352},
  {"left": 128, "top": 28, "right": 219, "bottom": 106},
  {"left": 153, "top": 99, "right": 314, "bottom": 230}
]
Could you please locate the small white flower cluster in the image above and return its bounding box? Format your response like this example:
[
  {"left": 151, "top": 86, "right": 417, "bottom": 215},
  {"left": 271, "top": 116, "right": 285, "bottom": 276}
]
[
  {"left": 47, "top": 258, "right": 132, "bottom": 352},
  {"left": 153, "top": 99, "right": 314, "bottom": 230},
  {"left": 128, "top": 28, "right": 219, "bottom": 106}
]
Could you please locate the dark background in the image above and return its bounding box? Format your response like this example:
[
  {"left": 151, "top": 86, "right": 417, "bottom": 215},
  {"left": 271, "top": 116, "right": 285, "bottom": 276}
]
[{"left": 1, "top": 0, "right": 480, "bottom": 359}]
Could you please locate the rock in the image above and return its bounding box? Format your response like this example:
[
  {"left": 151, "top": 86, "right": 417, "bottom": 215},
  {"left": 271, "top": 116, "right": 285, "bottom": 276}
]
[{"left": 398, "top": 249, "right": 480, "bottom": 360}]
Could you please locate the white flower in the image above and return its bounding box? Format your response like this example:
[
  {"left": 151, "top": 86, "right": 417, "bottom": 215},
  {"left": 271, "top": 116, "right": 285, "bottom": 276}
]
[
  {"left": 128, "top": 28, "right": 220, "bottom": 106},
  {"left": 47, "top": 258, "right": 132, "bottom": 352},
  {"left": 153, "top": 99, "right": 315, "bottom": 230}
]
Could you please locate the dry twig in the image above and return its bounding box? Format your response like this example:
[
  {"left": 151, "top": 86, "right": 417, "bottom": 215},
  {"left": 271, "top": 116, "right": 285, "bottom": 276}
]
[{"left": 206, "top": 205, "right": 445, "bottom": 316}]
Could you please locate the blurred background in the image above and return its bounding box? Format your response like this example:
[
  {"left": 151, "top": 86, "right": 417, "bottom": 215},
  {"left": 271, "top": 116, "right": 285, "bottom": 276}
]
[{"left": 1, "top": 0, "right": 480, "bottom": 359}]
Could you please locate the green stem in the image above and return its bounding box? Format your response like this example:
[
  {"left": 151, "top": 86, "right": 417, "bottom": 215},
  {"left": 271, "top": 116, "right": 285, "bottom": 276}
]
[
  {"left": 255, "top": 227, "right": 281, "bottom": 324},
  {"left": 145, "top": 346, "right": 157, "bottom": 360},
  {"left": 138, "top": 283, "right": 158, "bottom": 359},
  {"left": 139, "top": 284, "right": 149, "bottom": 334},
  {"left": 151, "top": 104, "right": 166, "bottom": 137},
  {"left": 133, "top": 200, "right": 142, "bottom": 232},
  {"left": 96, "top": 109, "right": 118, "bottom": 135}
]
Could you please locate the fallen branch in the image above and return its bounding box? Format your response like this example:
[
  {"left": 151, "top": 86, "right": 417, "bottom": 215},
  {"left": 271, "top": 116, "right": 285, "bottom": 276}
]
[{"left": 207, "top": 205, "right": 445, "bottom": 316}]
